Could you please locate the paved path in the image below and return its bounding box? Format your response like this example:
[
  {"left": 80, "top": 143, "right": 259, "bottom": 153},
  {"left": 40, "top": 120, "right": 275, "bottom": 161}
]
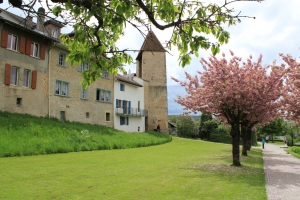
[{"left": 262, "top": 143, "right": 300, "bottom": 200}]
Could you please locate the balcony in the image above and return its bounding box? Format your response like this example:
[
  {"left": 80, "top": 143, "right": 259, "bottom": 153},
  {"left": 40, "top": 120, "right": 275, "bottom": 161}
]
[{"left": 115, "top": 107, "right": 148, "bottom": 117}]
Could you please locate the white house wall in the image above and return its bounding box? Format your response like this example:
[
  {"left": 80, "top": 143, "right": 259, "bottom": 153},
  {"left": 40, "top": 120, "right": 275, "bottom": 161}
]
[{"left": 114, "top": 76, "right": 145, "bottom": 132}]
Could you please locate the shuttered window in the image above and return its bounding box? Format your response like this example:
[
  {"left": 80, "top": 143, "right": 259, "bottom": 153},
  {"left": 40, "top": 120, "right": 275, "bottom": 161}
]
[
  {"left": 55, "top": 80, "right": 69, "bottom": 96},
  {"left": 5, "top": 63, "right": 11, "bottom": 85},
  {"left": 10, "top": 66, "right": 18, "bottom": 86},
  {"left": 23, "top": 69, "right": 31, "bottom": 87},
  {"left": 1, "top": 29, "right": 8, "bottom": 48},
  {"left": 80, "top": 88, "right": 88, "bottom": 100},
  {"left": 31, "top": 70, "right": 37, "bottom": 89},
  {"left": 19, "top": 37, "right": 26, "bottom": 54},
  {"left": 7, "top": 33, "right": 18, "bottom": 51}
]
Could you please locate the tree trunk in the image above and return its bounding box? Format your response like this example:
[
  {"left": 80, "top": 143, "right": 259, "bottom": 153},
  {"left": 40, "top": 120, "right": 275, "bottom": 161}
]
[
  {"left": 231, "top": 122, "right": 241, "bottom": 166},
  {"left": 246, "top": 126, "right": 252, "bottom": 151},
  {"left": 241, "top": 123, "right": 247, "bottom": 156}
]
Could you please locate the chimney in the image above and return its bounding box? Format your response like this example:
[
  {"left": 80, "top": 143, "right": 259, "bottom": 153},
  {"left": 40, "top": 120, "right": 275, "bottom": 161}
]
[
  {"left": 37, "top": 7, "right": 45, "bottom": 32},
  {"left": 26, "top": 16, "right": 33, "bottom": 21}
]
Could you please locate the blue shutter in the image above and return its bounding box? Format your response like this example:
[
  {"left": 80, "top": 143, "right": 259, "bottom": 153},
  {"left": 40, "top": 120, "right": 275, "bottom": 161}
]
[
  {"left": 123, "top": 100, "right": 126, "bottom": 114},
  {"left": 116, "top": 99, "right": 118, "bottom": 108},
  {"left": 120, "top": 83, "right": 122, "bottom": 91},
  {"left": 126, "top": 117, "right": 129, "bottom": 125},
  {"left": 128, "top": 101, "right": 131, "bottom": 114},
  {"left": 120, "top": 117, "right": 122, "bottom": 125}
]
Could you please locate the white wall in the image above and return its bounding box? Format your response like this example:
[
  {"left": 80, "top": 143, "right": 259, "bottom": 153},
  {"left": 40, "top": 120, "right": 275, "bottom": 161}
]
[{"left": 114, "top": 75, "right": 145, "bottom": 132}]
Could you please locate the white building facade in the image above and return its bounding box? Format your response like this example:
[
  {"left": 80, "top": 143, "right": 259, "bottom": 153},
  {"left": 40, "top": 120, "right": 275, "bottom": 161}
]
[{"left": 114, "top": 73, "right": 147, "bottom": 132}]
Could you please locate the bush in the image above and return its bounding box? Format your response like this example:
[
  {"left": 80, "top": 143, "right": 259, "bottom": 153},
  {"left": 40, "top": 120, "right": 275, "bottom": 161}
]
[
  {"left": 210, "top": 126, "right": 232, "bottom": 144},
  {"left": 176, "top": 114, "right": 197, "bottom": 138},
  {"left": 291, "top": 146, "right": 300, "bottom": 154}
]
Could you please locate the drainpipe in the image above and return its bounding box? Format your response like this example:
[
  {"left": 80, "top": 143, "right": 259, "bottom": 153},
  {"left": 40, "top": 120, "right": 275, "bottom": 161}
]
[
  {"left": 48, "top": 42, "right": 56, "bottom": 118},
  {"left": 48, "top": 45, "right": 51, "bottom": 118}
]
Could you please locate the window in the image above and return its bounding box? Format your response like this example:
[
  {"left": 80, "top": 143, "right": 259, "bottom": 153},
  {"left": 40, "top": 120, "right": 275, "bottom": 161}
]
[
  {"left": 30, "top": 42, "right": 39, "bottom": 57},
  {"left": 7, "top": 33, "right": 18, "bottom": 50},
  {"left": 78, "top": 62, "right": 90, "bottom": 72},
  {"left": 101, "top": 69, "right": 109, "bottom": 79},
  {"left": 16, "top": 98, "right": 22, "bottom": 105},
  {"left": 116, "top": 99, "right": 122, "bottom": 108},
  {"left": 120, "top": 83, "right": 125, "bottom": 91},
  {"left": 81, "top": 88, "right": 88, "bottom": 100},
  {"left": 23, "top": 69, "right": 31, "bottom": 87},
  {"left": 138, "top": 101, "right": 140, "bottom": 112},
  {"left": 55, "top": 80, "right": 69, "bottom": 96},
  {"left": 86, "top": 112, "right": 90, "bottom": 118},
  {"left": 120, "top": 116, "right": 129, "bottom": 125},
  {"left": 52, "top": 28, "right": 58, "bottom": 38},
  {"left": 96, "top": 89, "right": 111, "bottom": 102},
  {"left": 10, "top": 66, "right": 18, "bottom": 86},
  {"left": 58, "top": 51, "right": 67, "bottom": 67},
  {"left": 106, "top": 113, "right": 110, "bottom": 121}
]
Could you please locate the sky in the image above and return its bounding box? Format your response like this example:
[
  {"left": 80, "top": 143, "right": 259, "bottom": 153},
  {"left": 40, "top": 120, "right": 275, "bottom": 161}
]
[{"left": 2, "top": 0, "right": 300, "bottom": 115}]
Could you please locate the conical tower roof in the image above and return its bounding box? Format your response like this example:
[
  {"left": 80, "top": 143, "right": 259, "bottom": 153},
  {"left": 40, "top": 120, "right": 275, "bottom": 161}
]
[{"left": 136, "top": 31, "right": 166, "bottom": 60}]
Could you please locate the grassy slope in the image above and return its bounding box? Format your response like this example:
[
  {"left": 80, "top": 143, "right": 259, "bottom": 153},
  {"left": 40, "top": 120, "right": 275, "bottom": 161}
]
[
  {"left": 0, "top": 138, "right": 266, "bottom": 200},
  {"left": 0, "top": 111, "right": 171, "bottom": 157}
]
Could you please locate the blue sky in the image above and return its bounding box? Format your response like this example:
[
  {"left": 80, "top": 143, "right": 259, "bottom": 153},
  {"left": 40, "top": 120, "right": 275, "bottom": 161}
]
[{"left": 2, "top": 0, "right": 300, "bottom": 115}]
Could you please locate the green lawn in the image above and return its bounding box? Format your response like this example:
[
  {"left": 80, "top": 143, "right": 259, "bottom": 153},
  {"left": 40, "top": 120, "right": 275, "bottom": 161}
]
[{"left": 1, "top": 137, "right": 266, "bottom": 200}]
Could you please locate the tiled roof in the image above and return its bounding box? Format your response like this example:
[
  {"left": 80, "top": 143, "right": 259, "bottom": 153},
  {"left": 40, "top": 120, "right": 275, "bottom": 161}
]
[
  {"left": 0, "top": 8, "right": 36, "bottom": 29},
  {"left": 116, "top": 74, "right": 143, "bottom": 87},
  {"left": 136, "top": 30, "right": 166, "bottom": 60}
]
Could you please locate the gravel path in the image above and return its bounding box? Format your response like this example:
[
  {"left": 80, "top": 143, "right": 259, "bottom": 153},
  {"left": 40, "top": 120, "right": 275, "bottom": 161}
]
[{"left": 262, "top": 143, "right": 300, "bottom": 200}]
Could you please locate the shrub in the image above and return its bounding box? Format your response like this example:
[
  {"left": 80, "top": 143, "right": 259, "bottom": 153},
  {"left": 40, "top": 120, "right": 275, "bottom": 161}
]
[
  {"left": 291, "top": 146, "right": 300, "bottom": 154},
  {"left": 210, "top": 126, "right": 232, "bottom": 144},
  {"left": 176, "top": 114, "right": 197, "bottom": 138}
]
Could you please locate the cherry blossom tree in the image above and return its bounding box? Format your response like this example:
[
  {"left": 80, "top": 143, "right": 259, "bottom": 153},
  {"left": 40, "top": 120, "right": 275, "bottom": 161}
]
[
  {"left": 171, "top": 51, "right": 285, "bottom": 166},
  {"left": 281, "top": 54, "right": 300, "bottom": 123}
]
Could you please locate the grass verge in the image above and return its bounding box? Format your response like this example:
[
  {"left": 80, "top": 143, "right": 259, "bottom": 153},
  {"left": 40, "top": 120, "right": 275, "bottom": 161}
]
[
  {"left": 0, "top": 137, "right": 266, "bottom": 200},
  {"left": 0, "top": 111, "right": 171, "bottom": 157}
]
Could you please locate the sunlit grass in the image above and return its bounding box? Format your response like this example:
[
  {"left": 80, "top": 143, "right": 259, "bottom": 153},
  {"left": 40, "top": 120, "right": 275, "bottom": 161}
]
[
  {"left": 0, "top": 138, "right": 266, "bottom": 200},
  {"left": 0, "top": 111, "right": 171, "bottom": 157}
]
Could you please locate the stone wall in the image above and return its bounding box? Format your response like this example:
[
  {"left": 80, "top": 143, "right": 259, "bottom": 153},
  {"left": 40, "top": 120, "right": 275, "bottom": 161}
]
[
  {"left": 48, "top": 46, "right": 114, "bottom": 127},
  {"left": 139, "top": 51, "right": 168, "bottom": 133}
]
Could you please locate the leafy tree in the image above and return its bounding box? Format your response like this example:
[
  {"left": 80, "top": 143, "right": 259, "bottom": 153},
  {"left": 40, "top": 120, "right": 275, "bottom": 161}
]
[
  {"left": 4, "top": 0, "right": 262, "bottom": 86},
  {"left": 201, "top": 119, "right": 218, "bottom": 140},
  {"left": 256, "top": 118, "right": 285, "bottom": 142},
  {"left": 176, "top": 113, "right": 197, "bottom": 138},
  {"left": 168, "top": 115, "right": 178, "bottom": 124},
  {"left": 199, "top": 113, "right": 213, "bottom": 138},
  {"left": 171, "top": 51, "right": 285, "bottom": 166},
  {"left": 210, "top": 124, "right": 231, "bottom": 144}
]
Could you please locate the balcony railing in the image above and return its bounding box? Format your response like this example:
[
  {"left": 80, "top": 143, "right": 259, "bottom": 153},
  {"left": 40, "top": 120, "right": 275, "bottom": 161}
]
[{"left": 115, "top": 107, "right": 148, "bottom": 117}]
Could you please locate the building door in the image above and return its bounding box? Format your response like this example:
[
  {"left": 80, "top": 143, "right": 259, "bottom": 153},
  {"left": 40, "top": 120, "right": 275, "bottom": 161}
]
[
  {"left": 60, "top": 111, "right": 65, "bottom": 122},
  {"left": 145, "top": 117, "right": 148, "bottom": 131}
]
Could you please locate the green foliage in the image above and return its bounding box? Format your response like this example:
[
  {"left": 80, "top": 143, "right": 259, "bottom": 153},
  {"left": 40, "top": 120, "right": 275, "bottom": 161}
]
[
  {"left": 199, "top": 113, "right": 213, "bottom": 138},
  {"left": 168, "top": 115, "right": 178, "bottom": 124},
  {"left": 201, "top": 120, "right": 218, "bottom": 140},
  {"left": 176, "top": 114, "right": 197, "bottom": 138},
  {"left": 41, "top": 0, "right": 249, "bottom": 86},
  {"left": 0, "top": 111, "right": 172, "bottom": 157},
  {"left": 256, "top": 118, "right": 286, "bottom": 140},
  {"left": 210, "top": 125, "right": 232, "bottom": 144},
  {"left": 291, "top": 146, "right": 300, "bottom": 154}
]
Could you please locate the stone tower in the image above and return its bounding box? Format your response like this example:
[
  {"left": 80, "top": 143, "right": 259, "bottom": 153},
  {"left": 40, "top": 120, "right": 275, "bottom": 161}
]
[{"left": 136, "top": 31, "right": 168, "bottom": 133}]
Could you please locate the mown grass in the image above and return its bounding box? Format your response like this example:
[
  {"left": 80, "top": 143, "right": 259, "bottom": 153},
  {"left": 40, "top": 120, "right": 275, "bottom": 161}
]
[
  {"left": 286, "top": 146, "right": 300, "bottom": 159},
  {"left": 0, "top": 137, "right": 266, "bottom": 200},
  {"left": 0, "top": 111, "right": 171, "bottom": 157}
]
